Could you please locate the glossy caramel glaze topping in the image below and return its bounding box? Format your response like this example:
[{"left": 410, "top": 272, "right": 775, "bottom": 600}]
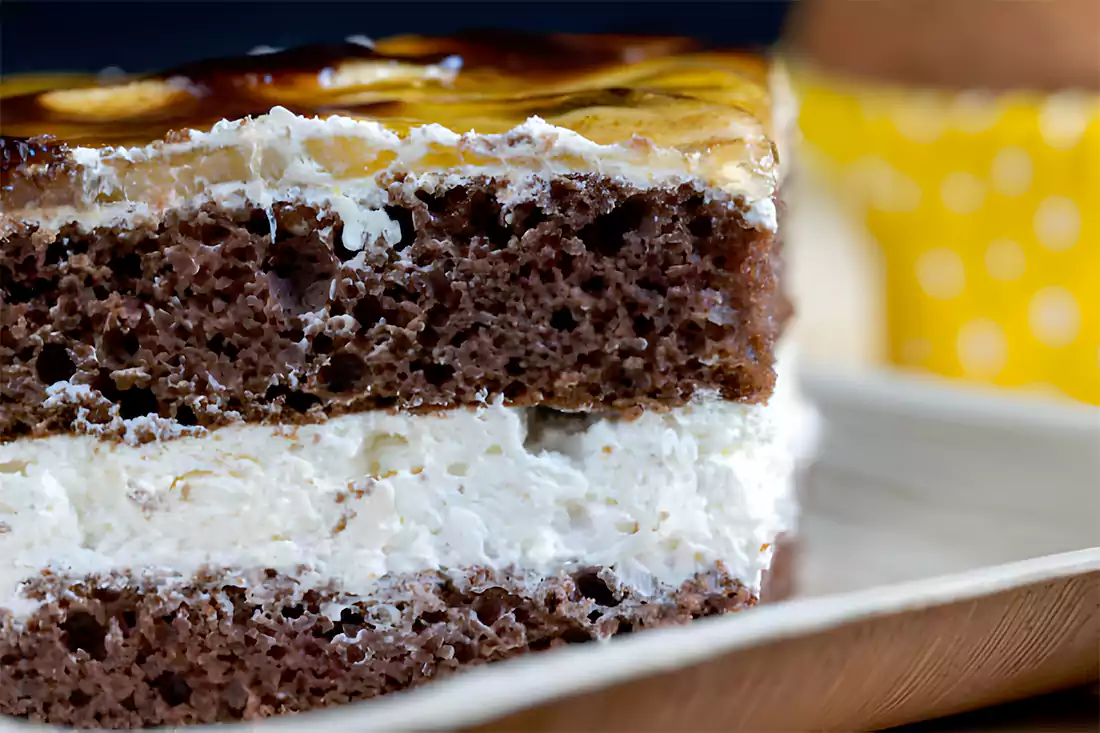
[
  {"left": 1, "top": 34, "right": 772, "bottom": 144},
  {"left": 0, "top": 33, "right": 780, "bottom": 230}
]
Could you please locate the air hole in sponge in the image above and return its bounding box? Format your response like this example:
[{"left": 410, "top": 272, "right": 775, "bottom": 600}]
[
  {"left": 633, "top": 315, "right": 655, "bottom": 338},
  {"left": 333, "top": 227, "right": 359, "bottom": 262},
  {"left": 267, "top": 385, "right": 323, "bottom": 413},
  {"left": 416, "top": 190, "right": 448, "bottom": 215},
  {"left": 339, "top": 608, "right": 366, "bottom": 626},
  {"left": 578, "top": 197, "right": 647, "bottom": 257},
  {"left": 467, "top": 192, "right": 511, "bottom": 250},
  {"left": 514, "top": 204, "right": 546, "bottom": 234},
  {"left": 503, "top": 380, "right": 527, "bottom": 401},
  {"left": 353, "top": 295, "right": 385, "bottom": 331},
  {"left": 561, "top": 628, "right": 593, "bottom": 645},
  {"left": 154, "top": 672, "right": 192, "bottom": 707},
  {"left": 207, "top": 333, "right": 240, "bottom": 360},
  {"left": 422, "top": 362, "right": 455, "bottom": 388},
  {"left": 1, "top": 272, "right": 36, "bottom": 304},
  {"left": 91, "top": 369, "right": 122, "bottom": 403},
  {"left": 550, "top": 308, "right": 578, "bottom": 332},
  {"left": 174, "top": 404, "right": 198, "bottom": 427},
  {"left": 281, "top": 604, "right": 305, "bottom": 620},
  {"left": 44, "top": 240, "right": 68, "bottom": 267},
  {"left": 321, "top": 353, "right": 365, "bottom": 393},
  {"left": 103, "top": 329, "right": 140, "bottom": 361},
  {"left": 581, "top": 276, "right": 605, "bottom": 296},
  {"left": 118, "top": 387, "right": 159, "bottom": 420},
  {"left": 559, "top": 252, "right": 574, "bottom": 278},
  {"left": 35, "top": 343, "right": 76, "bottom": 384},
  {"left": 111, "top": 252, "right": 144, "bottom": 280},
  {"left": 287, "top": 391, "right": 322, "bottom": 413},
  {"left": 639, "top": 277, "right": 667, "bottom": 296},
  {"left": 473, "top": 588, "right": 514, "bottom": 626},
  {"left": 574, "top": 570, "right": 620, "bottom": 607},
  {"left": 263, "top": 234, "right": 338, "bottom": 313},
  {"left": 384, "top": 206, "right": 416, "bottom": 251},
  {"left": 62, "top": 611, "right": 108, "bottom": 661},
  {"left": 688, "top": 215, "right": 714, "bottom": 240}
]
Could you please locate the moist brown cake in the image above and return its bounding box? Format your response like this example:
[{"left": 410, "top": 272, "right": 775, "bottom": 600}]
[
  {"left": 0, "top": 32, "right": 800, "bottom": 729},
  {"left": 1, "top": 176, "right": 780, "bottom": 443},
  {"left": 0, "top": 566, "right": 755, "bottom": 727}
]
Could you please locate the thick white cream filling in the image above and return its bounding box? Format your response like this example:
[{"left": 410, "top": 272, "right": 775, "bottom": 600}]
[{"left": 0, "top": 376, "right": 806, "bottom": 621}]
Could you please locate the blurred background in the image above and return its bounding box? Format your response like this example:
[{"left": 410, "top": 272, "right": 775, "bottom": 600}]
[
  {"left": 0, "top": 1, "right": 790, "bottom": 73},
  {"left": 785, "top": 0, "right": 1099, "bottom": 408}
]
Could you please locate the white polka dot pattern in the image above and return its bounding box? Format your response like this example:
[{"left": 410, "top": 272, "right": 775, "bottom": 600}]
[
  {"left": 1029, "top": 286, "right": 1082, "bottom": 348},
  {"left": 1034, "top": 196, "right": 1082, "bottom": 252},
  {"left": 1038, "top": 91, "right": 1095, "bottom": 150},
  {"left": 890, "top": 93, "right": 947, "bottom": 144},
  {"left": 916, "top": 248, "right": 966, "bottom": 300},
  {"left": 957, "top": 319, "right": 1008, "bottom": 378},
  {"left": 990, "top": 147, "right": 1032, "bottom": 197},
  {"left": 848, "top": 156, "right": 923, "bottom": 213},
  {"left": 951, "top": 91, "right": 1003, "bottom": 134}
]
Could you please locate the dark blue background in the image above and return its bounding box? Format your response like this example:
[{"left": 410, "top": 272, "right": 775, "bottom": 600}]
[{"left": 1, "top": 1, "right": 793, "bottom": 75}]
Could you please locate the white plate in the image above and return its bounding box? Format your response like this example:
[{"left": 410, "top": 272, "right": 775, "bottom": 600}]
[{"left": 799, "top": 367, "right": 1100, "bottom": 594}]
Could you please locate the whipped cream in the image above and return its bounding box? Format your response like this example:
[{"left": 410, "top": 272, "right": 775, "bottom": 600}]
[
  {"left": 0, "top": 378, "right": 807, "bottom": 621},
  {"left": 6, "top": 108, "right": 778, "bottom": 240}
]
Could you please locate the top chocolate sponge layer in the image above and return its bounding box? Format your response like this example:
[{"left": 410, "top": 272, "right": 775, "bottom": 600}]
[
  {"left": 0, "top": 175, "right": 784, "bottom": 442},
  {"left": 0, "top": 34, "right": 788, "bottom": 441}
]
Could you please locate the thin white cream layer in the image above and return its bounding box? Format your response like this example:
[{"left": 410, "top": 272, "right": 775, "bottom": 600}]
[
  {"left": 0, "top": 377, "right": 808, "bottom": 621},
  {"left": 5, "top": 108, "right": 778, "bottom": 240}
]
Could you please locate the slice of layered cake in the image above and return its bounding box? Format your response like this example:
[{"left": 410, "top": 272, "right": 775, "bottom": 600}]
[{"left": 0, "top": 33, "right": 801, "bottom": 727}]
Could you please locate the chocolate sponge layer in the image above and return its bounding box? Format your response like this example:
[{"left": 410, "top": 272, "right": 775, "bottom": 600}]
[
  {"left": 0, "top": 566, "right": 755, "bottom": 728},
  {"left": 0, "top": 175, "right": 783, "bottom": 442}
]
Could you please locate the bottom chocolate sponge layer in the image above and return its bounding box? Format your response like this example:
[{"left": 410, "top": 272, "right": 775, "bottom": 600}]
[{"left": 1, "top": 566, "right": 756, "bottom": 728}]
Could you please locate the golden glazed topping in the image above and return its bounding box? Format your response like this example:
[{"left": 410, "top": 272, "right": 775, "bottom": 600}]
[
  {"left": 0, "top": 33, "right": 774, "bottom": 145},
  {"left": 0, "top": 33, "right": 780, "bottom": 230}
]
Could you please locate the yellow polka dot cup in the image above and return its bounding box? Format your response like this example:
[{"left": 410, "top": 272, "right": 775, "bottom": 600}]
[{"left": 794, "top": 69, "right": 1100, "bottom": 405}]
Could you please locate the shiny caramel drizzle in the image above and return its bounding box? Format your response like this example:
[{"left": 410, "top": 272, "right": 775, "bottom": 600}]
[{"left": 0, "top": 32, "right": 774, "bottom": 151}]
